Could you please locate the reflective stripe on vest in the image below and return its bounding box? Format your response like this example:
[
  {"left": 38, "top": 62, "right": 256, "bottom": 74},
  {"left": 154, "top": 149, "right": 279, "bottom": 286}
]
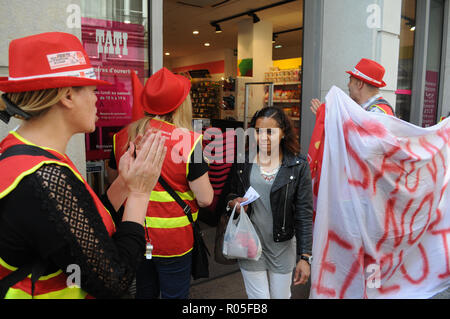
[
  {"left": 369, "top": 104, "right": 393, "bottom": 115},
  {"left": 113, "top": 120, "right": 202, "bottom": 257},
  {"left": 150, "top": 190, "right": 195, "bottom": 202},
  {"left": 0, "top": 132, "right": 116, "bottom": 298},
  {"left": 145, "top": 211, "right": 198, "bottom": 229},
  {"left": 367, "top": 98, "right": 394, "bottom": 116},
  {"left": 0, "top": 257, "right": 89, "bottom": 299}
]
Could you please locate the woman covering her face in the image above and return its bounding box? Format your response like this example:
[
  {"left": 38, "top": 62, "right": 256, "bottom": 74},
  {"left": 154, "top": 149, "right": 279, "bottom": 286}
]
[
  {"left": 0, "top": 32, "right": 166, "bottom": 299},
  {"left": 226, "top": 107, "right": 314, "bottom": 299}
]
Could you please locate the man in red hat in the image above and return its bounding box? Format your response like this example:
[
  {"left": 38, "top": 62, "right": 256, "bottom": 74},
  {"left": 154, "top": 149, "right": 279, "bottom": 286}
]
[{"left": 310, "top": 58, "right": 395, "bottom": 116}]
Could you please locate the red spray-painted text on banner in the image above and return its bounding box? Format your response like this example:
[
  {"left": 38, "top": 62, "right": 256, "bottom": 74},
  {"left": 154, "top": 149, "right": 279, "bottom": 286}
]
[{"left": 309, "top": 86, "right": 450, "bottom": 299}]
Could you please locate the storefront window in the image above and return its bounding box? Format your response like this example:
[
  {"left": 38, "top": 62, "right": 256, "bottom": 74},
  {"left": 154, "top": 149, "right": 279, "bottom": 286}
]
[
  {"left": 422, "top": 0, "right": 444, "bottom": 127},
  {"left": 80, "top": 0, "right": 149, "bottom": 194},
  {"left": 396, "top": 0, "right": 416, "bottom": 121}
]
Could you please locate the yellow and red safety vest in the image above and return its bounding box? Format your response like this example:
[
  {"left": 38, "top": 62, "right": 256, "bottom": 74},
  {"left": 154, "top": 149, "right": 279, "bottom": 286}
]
[
  {"left": 0, "top": 131, "right": 116, "bottom": 299},
  {"left": 114, "top": 118, "right": 202, "bottom": 258}
]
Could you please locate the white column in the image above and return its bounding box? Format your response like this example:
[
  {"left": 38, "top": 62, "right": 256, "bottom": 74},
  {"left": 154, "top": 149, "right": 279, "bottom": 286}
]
[{"left": 236, "top": 19, "right": 273, "bottom": 123}]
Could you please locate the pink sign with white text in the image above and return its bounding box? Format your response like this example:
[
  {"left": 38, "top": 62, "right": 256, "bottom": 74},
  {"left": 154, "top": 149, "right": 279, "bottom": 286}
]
[
  {"left": 422, "top": 71, "right": 439, "bottom": 128},
  {"left": 81, "top": 17, "right": 147, "bottom": 160}
]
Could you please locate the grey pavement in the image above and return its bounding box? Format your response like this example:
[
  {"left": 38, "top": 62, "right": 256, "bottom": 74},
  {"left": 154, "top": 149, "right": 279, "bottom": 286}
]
[
  {"left": 189, "top": 222, "right": 449, "bottom": 300},
  {"left": 189, "top": 221, "right": 312, "bottom": 299}
]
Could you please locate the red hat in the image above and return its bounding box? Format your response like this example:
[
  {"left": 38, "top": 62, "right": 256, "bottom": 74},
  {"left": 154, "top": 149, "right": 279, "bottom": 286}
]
[
  {"left": 131, "top": 67, "right": 191, "bottom": 118},
  {"left": 346, "top": 58, "right": 387, "bottom": 88},
  {"left": 0, "top": 32, "right": 110, "bottom": 93}
]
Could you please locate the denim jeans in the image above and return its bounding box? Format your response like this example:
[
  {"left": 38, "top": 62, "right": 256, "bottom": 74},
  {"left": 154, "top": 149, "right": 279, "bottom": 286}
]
[{"left": 135, "top": 251, "right": 192, "bottom": 299}]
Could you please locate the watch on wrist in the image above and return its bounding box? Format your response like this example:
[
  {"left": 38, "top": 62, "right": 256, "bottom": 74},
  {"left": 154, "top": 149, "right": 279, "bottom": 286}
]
[
  {"left": 226, "top": 201, "right": 232, "bottom": 212},
  {"left": 300, "top": 255, "right": 313, "bottom": 265}
]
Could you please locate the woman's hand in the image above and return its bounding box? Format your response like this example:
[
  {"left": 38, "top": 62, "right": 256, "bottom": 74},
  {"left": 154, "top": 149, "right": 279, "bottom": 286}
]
[
  {"left": 120, "top": 130, "right": 167, "bottom": 196},
  {"left": 293, "top": 258, "right": 311, "bottom": 286},
  {"left": 228, "top": 197, "right": 249, "bottom": 213},
  {"left": 120, "top": 130, "right": 167, "bottom": 225}
]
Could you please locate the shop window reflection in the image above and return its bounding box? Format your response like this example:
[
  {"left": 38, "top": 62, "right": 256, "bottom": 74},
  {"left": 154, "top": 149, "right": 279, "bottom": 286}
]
[{"left": 396, "top": 0, "right": 416, "bottom": 122}]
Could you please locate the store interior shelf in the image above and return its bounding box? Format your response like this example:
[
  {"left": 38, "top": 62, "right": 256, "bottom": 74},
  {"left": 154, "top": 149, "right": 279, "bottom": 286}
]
[
  {"left": 266, "top": 99, "right": 301, "bottom": 103},
  {"left": 273, "top": 81, "right": 301, "bottom": 86}
]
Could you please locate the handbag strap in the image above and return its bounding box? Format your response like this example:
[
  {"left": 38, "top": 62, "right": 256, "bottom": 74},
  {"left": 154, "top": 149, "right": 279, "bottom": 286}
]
[{"left": 158, "top": 176, "right": 194, "bottom": 225}]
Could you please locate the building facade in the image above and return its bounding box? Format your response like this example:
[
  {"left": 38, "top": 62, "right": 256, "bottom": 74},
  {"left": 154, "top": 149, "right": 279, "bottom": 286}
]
[{"left": 0, "top": 0, "right": 448, "bottom": 172}]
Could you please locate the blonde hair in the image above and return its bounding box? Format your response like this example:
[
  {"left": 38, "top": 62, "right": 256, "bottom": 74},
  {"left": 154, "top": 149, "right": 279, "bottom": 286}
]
[
  {"left": 0, "top": 87, "right": 72, "bottom": 120},
  {"left": 126, "top": 94, "right": 193, "bottom": 148}
]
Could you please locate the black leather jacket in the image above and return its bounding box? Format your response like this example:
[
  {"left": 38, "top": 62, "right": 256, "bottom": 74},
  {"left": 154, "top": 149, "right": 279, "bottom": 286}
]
[{"left": 225, "top": 152, "right": 313, "bottom": 256}]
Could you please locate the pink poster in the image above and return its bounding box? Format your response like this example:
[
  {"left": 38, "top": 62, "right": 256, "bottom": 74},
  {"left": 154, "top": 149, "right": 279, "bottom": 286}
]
[
  {"left": 422, "top": 71, "right": 439, "bottom": 128},
  {"left": 81, "top": 17, "right": 147, "bottom": 160}
]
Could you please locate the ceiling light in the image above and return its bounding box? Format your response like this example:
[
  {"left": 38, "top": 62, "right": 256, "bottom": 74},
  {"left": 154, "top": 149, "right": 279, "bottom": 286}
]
[
  {"left": 215, "top": 24, "right": 222, "bottom": 33},
  {"left": 165, "top": 52, "right": 170, "bottom": 56},
  {"left": 274, "top": 44, "right": 282, "bottom": 49},
  {"left": 410, "top": 26, "right": 416, "bottom": 31},
  {"left": 204, "top": 43, "right": 210, "bottom": 47},
  {"left": 193, "top": 30, "right": 199, "bottom": 35}
]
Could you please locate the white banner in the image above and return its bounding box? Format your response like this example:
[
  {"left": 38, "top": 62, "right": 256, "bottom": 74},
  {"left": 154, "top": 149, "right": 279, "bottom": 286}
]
[{"left": 310, "top": 86, "right": 450, "bottom": 299}]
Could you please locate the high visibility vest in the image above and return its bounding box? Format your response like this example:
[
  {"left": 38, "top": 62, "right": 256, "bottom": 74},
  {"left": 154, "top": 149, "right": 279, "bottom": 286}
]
[
  {"left": 366, "top": 97, "right": 395, "bottom": 116},
  {"left": 0, "top": 132, "right": 116, "bottom": 299},
  {"left": 114, "top": 118, "right": 202, "bottom": 257}
]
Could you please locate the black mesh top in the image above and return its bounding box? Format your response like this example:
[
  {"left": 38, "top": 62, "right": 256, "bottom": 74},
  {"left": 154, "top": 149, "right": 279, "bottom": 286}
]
[{"left": 0, "top": 164, "right": 146, "bottom": 298}]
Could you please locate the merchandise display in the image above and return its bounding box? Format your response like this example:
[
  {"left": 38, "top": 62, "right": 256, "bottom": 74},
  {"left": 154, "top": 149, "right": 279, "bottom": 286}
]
[
  {"left": 191, "top": 80, "right": 221, "bottom": 119},
  {"left": 264, "top": 67, "right": 302, "bottom": 136},
  {"left": 264, "top": 68, "right": 301, "bottom": 84}
]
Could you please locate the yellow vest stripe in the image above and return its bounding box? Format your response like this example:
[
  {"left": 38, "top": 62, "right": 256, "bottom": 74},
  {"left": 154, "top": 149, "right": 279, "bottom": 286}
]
[
  {"left": 1, "top": 257, "right": 88, "bottom": 299},
  {"left": 150, "top": 190, "right": 195, "bottom": 202},
  {"left": 152, "top": 247, "right": 193, "bottom": 258},
  {"left": 4, "top": 286, "right": 88, "bottom": 299},
  {"left": 186, "top": 135, "right": 204, "bottom": 177},
  {"left": 10, "top": 131, "right": 66, "bottom": 158},
  {"left": 145, "top": 211, "right": 198, "bottom": 229},
  {"left": 0, "top": 161, "right": 80, "bottom": 199},
  {"left": 0, "top": 133, "right": 116, "bottom": 230}
]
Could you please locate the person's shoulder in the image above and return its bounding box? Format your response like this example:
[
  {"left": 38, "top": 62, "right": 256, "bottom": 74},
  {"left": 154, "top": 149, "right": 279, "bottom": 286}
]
[{"left": 284, "top": 152, "right": 308, "bottom": 166}]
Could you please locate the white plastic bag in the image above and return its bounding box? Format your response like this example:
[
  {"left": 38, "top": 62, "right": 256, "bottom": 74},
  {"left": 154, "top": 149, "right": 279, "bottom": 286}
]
[{"left": 222, "top": 205, "right": 262, "bottom": 261}]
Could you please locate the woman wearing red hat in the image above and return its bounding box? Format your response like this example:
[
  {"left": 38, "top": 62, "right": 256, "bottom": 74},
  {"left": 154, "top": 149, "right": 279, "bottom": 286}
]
[
  {"left": 109, "top": 68, "right": 214, "bottom": 299},
  {"left": 0, "top": 32, "right": 167, "bottom": 299}
]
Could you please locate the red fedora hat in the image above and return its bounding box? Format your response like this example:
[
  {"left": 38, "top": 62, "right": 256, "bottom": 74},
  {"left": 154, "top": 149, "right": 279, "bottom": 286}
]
[
  {"left": 131, "top": 67, "right": 191, "bottom": 117},
  {"left": 346, "top": 58, "right": 387, "bottom": 88},
  {"left": 0, "top": 32, "right": 110, "bottom": 93}
]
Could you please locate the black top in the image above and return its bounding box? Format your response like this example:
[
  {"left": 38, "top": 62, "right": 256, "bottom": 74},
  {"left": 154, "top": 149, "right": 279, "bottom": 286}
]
[
  {"left": 0, "top": 164, "right": 145, "bottom": 299},
  {"left": 108, "top": 140, "right": 209, "bottom": 182}
]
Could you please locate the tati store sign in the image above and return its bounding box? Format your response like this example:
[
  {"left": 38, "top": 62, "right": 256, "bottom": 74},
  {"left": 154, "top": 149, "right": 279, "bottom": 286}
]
[{"left": 95, "top": 30, "right": 129, "bottom": 56}]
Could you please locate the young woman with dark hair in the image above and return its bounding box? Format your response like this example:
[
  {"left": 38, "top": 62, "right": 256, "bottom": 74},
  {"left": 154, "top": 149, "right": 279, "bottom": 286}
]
[{"left": 226, "top": 106, "right": 313, "bottom": 299}]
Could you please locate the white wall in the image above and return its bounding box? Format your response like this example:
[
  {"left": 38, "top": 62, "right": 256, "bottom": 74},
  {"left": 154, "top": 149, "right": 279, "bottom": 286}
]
[
  {"left": 0, "top": 0, "right": 87, "bottom": 177},
  {"left": 319, "top": 0, "right": 401, "bottom": 107}
]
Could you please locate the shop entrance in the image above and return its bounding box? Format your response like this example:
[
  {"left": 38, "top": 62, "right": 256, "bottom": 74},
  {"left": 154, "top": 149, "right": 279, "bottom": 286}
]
[{"left": 163, "top": 0, "right": 306, "bottom": 298}]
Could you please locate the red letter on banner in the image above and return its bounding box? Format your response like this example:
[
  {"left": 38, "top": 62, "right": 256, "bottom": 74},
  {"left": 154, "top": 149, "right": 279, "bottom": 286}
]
[
  {"left": 431, "top": 228, "right": 450, "bottom": 279},
  {"left": 315, "top": 230, "right": 353, "bottom": 298},
  {"left": 400, "top": 243, "right": 429, "bottom": 285}
]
